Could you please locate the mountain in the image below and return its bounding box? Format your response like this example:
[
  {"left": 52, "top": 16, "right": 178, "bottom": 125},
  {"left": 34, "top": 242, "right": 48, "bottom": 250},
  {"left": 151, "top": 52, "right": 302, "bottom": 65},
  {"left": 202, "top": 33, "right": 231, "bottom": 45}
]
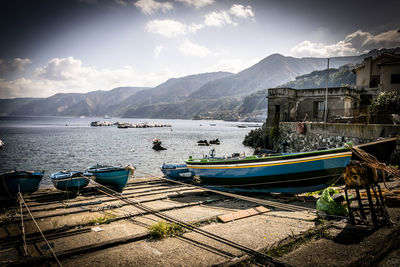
[
  {"left": 1, "top": 87, "right": 149, "bottom": 116},
  {"left": 189, "top": 54, "right": 361, "bottom": 99},
  {"left": 4, "top": 48, "right": 396, "bottom": 120},
  {"left": 278, "top": 65, "right": 356, "bottom": 89}
]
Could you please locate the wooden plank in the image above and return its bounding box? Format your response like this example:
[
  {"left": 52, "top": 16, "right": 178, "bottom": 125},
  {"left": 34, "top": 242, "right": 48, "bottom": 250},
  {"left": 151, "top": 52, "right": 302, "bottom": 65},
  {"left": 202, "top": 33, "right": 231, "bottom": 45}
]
[{"left": 218, "top": 206, "right": 270, "bottom": 223}]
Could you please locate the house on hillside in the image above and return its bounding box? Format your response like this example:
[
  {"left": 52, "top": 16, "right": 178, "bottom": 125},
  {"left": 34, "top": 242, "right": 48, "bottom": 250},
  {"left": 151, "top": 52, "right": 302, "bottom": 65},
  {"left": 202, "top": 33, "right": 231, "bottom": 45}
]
[
  {"left": 266, "top": 52, "right": 400, "bottom": 125},
  {"left": 266, "top": 87, "right": 360, "bottom": 125},
  {"left": 352, "top": 52, "right": 400, "bottom": 99}
]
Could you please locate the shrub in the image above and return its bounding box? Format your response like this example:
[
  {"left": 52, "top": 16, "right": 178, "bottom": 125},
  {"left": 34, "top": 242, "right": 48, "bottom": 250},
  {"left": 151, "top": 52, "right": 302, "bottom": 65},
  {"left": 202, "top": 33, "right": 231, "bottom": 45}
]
[{"left": 369, "top": 91, "right": 400, "bottom": 123}]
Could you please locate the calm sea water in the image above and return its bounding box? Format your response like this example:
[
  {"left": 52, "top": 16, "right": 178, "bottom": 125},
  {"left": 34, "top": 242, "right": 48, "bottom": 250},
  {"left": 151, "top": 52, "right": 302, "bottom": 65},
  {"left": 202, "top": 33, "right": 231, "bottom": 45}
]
[{"left": 0, "top": 116, "right": 254, "bottom": 186}]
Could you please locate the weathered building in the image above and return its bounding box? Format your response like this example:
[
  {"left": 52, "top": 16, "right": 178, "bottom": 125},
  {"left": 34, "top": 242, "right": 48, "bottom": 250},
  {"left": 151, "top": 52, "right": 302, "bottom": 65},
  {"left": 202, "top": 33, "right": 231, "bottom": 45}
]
[
  {"left": 266, "top": 87, "right": 360, "bottom": 125},
  {"left": 353, "top": 53, "right": 400, "bottom": 98}
]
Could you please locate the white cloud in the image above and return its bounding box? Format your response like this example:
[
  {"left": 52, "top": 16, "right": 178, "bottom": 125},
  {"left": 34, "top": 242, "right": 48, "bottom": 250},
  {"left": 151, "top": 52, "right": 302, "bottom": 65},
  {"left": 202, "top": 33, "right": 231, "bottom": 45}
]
[
  {"left": 115, "top": 0, "right": 128, "bottom": 6},
  {"left": 145, "top": 4, "right": 255, "bottom": 37},
  {"left": 0, "top": 58, "right": 32, "bottom": 76},
  {"left": 290, "top": 28, "right": 400, "bottom": 57},
  {"left": 229, "top": 4, "right": 254, "bottom": 19},
  {"left": 0, "top": 57, "right": 180, "bottom": 98},
  {"left": 179, "top": 39, "right": 213, "bottom": 57},
  {"left": 204, "top": 11, "right": 236, "bottom": 27},
  {"left": 134, "top": 0, "right": 173, "bottom": 15},
  {"left": 174, "top": 0, "right": 214, "bottom": 8},
  {"left": 146, "top": 19, "right": 187, "bottom": 38},
  {"left": 154, "top": 45, "right": 163, "bottom": 58}
]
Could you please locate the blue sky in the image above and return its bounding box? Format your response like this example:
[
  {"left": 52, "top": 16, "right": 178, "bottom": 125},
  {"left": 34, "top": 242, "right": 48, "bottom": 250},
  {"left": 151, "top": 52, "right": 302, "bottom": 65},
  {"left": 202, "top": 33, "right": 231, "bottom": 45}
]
[{"left": 1, "top": 0, "right": 400, "bottom": 98}]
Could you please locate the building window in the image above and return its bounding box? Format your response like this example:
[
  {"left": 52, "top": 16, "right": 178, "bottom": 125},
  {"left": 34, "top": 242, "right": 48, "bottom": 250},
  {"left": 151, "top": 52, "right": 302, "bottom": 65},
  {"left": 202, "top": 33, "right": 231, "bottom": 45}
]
[
  {"left": 391, "top": 74, "right": 400, "bottom": 84},
  {"left": 369, "top": 75, "right": 380, "bottom": 88}
]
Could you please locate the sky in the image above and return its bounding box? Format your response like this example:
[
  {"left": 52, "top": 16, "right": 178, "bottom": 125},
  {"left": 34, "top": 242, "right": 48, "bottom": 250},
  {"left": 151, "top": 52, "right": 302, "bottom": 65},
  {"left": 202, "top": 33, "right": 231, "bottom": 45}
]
[{"left": 1, "top": 0, "right": 400, "bottom": 98}]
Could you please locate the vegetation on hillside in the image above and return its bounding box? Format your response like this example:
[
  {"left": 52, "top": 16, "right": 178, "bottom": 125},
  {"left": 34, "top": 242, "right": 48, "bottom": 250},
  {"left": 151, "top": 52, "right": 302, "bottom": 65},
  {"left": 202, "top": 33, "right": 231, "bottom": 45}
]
[{"left": 278, "top": 65, "right": 356, "bottom": 89}]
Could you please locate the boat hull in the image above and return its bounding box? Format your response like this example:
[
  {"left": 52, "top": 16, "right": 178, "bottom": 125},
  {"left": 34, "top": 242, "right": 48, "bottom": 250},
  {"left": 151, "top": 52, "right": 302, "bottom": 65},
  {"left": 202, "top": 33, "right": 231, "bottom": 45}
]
[
  {"left": 160, "top": 164, "right": 192, "bottom": 181},
  {"left": 51, "top": 171, "right": 90, "bottom": 191},
  {"left": 0, "top": 171, "right": 44, "bottom": 197},
  {"left": 87, "top": 166, "right": 130, "bottom": 191},
  {"left": 186, "top": 150, "right": 352, "bottom": 194}
]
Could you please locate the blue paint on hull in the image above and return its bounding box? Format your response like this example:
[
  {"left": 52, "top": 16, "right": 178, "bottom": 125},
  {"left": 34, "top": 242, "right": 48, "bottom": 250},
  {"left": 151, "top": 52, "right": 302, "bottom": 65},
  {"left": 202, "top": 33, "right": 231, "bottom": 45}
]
[
  {"left": 0, "top": 171, "right": 44, "bottom": 197},
  {"left": 160, "top": 163, "right": 192, "bottom": 181},
  {"left": 87, "top": 165, "right": 130, "bottom": 191},
  {"left": 187, "top": 150, "right": 352, "bottom": 194},
  {"left": 51, "top": 171, "right": 90, "bottom": 191}
]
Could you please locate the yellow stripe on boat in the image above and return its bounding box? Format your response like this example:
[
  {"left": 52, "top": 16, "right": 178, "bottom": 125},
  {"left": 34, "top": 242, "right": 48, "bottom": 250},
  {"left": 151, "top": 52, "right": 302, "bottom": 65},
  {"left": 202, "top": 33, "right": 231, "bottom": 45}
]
[{"left": 187, "top": 152, "right": 352, "bottom": 169}]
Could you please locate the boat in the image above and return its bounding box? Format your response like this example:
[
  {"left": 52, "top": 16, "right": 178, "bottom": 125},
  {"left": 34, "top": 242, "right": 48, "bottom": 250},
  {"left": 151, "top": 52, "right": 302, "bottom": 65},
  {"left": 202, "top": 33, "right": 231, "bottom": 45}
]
[
  {"left": 0, "top": 139, "right": 4, "bottom": 149},
  {"left": 185, "top": 147, "right": 352, "bottom": 194},
  {"left": 237, "top": 124, "right": 248, "bottom": 128},
  {"left": 354, "top": 137, "right": 397, "bottom": 163},
  {"left": 0, "top": 170, "right": 44, "bottom": 197},
  {"left": 50, "top": 171, "right": 91, "bottom": 191},
  {"left": 160, "top": 163, "right": 192, "bottom": 180},
  {"left": 86, "top": 164, "right": 134, "bottom": 190}
]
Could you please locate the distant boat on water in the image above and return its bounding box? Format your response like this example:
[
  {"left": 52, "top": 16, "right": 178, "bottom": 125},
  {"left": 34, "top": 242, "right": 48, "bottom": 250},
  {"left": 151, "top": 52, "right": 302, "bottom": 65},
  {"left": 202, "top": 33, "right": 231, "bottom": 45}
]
[
  {"left": 104, "top": 115, "right": 111, "bottom": 119},
  {"left": 0, "top": 139, "right": 4, "bottom": 149},
  {"left": 87, "top": 165, "right": 134, "bottom": 191},
  {"left": 185, "top": 147, "right": 352, "bottom": 194},
  {"left": 50, "top": 171, "right": 91, "bottom": 191},
  {"left": 0, "top": 170, "right": 44, "bottom": 197}
]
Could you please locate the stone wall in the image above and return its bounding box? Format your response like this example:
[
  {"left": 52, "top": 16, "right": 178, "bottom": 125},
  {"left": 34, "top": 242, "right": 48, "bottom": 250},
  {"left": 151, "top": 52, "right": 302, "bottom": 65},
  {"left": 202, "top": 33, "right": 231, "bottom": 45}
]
[{"left": 278, "top": 122, "right": 400, "bottom": 152}]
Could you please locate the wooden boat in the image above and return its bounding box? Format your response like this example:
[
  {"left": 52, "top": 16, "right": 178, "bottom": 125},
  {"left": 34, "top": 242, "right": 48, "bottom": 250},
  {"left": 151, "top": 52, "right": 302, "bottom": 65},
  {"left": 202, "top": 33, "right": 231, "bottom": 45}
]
[
  {"left": 354, "top": 137, "right": 397, "bottom": 163},
  {"left": 50, "top": 171, "right": 91, "bottom": 191},
  {"left": 185, "top": 147, "right": 352, "bottom": 194},
  {"left": 160, "top": 163, "right": 192, "bottom": 180},
  {"left": 0, "top": 170, "right": 44, "bottom": 197},
  {"left": 86, "top": 165, "right": 134, "bottom": 190}
]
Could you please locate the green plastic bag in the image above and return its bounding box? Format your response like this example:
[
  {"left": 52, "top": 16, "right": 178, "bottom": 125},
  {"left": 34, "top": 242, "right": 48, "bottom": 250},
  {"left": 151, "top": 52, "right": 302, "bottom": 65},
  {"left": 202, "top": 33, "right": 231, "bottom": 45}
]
[{"left": 316, "top": 187, "right": 347, "bottom": 216}]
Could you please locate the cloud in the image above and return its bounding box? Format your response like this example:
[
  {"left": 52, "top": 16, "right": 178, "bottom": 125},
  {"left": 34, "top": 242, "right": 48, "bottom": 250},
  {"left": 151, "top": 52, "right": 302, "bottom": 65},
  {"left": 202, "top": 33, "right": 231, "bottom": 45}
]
[
  {"left": 0, "top": 58, "right": 32, "bottom": 76},
  {"left": 0, "top": 57, "right": 180, "bottom": 98},
  {"left": 204, "top": 11, "right": 236, "bottom": 27},
  {"left": 146, "top": 4, "right": 255, "bottom": 37},
  {"left": 174, "top": 0, "right": 214, "bottom": 8},
  {"left": 154, "top": 45, "right": 163, "bottom": 58},
  {"left": 290, "top": 28, "right": 400, "bottom": 57},
  {"left": 134, "top": 0, "right": 173, "bottom": 15},
  {"left": 229, "top": 4, "right": 254, "bottom": 19},
  {"left": 146, "top": 19, "right": 187, "bottom": 38},
  {"left": 179, "top": 39, "right": 214, "bottom": 57}
]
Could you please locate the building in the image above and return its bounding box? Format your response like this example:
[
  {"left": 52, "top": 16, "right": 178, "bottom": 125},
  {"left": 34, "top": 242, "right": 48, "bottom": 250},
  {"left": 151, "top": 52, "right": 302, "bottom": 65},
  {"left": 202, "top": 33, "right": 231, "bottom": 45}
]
[
  {"left": 266, "top": 87, "right": 360, "bottom": 125},
  {"left": 352, "top": 53, "right": 400, "bottom": 99}
]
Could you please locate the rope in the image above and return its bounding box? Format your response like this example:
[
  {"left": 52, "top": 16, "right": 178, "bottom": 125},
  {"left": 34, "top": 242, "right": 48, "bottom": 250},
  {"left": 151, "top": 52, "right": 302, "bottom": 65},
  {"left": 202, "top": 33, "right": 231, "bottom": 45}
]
[
  {"left": 81, "top": 176, "right": 289, "bottom": 266},
  {"left": 17, "top": 186, "right": 28, "bottom": 256},
  {"left": 17, "top": 192, "right": 62, "bottom": 267},
  {"left": 160, "top": 177, "right": 316, "bottom": 213}
]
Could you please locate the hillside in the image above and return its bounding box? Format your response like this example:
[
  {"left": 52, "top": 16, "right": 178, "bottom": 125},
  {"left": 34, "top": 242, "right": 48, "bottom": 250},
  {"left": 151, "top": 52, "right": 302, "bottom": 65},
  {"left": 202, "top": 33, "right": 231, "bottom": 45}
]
[
  {"left": 189, "top": 54, "right": 361, "bottom": 99},
  {"left": 278, "top": 65, "right": 356, "bottom": 89}
]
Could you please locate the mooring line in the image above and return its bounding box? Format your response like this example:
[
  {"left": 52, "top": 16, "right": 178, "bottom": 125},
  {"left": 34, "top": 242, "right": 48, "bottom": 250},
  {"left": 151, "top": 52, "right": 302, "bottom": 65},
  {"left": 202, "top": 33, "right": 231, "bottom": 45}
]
[
  {"left": 84, "top": 178, "right": 290, "bottom": 266},
  {"left": 17, "top": 192, "right": 62, "bottom": 267}
]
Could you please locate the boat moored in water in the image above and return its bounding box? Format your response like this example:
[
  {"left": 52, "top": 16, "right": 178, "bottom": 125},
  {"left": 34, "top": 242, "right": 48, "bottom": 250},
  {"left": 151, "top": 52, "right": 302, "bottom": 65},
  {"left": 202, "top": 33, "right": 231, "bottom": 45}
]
[
  {"left": 0, "top": 170, "right": 44, "bottom": 197},
  {"left": 50, "top": 171, "right": 91, "bottom": 191},
  {"left": 185, "top": 147, "right": 352, "bottom": 194},
  {"left": 86, "top": 164, "right": 134, "bottom": 191}
]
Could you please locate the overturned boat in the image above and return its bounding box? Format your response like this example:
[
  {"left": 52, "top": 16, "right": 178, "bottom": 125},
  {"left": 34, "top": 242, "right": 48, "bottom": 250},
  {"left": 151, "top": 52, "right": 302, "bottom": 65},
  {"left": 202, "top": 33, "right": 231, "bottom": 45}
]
[
  {"left": 0, "top": 170, "right": 44, "bottom": 197},
  {"left": 185, "top": 147, "right": 352, "bottom": 194}
]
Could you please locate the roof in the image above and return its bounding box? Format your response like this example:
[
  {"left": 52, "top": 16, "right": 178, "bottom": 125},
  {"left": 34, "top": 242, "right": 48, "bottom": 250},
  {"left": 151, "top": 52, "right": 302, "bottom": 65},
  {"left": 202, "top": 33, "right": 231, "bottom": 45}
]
[{"left": 352, "top": 53, "right": 400, "bottom": 73}]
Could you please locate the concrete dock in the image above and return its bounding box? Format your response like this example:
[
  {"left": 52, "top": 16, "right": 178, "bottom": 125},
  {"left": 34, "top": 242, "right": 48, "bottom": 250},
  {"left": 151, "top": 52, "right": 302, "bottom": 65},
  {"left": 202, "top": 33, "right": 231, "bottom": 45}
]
[{"left": 1, "top": 177, "right": 399, "bottom": 266}]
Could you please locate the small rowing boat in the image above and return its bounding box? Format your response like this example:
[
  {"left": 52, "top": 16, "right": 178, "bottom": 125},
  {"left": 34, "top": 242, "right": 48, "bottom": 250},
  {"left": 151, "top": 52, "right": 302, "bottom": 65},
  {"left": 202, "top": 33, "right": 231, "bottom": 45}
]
[
  {"left": 0, "top": 170, "right": 44, "bottom": 197},
  {"left": 87, "top": 165, "right": 134, "bottom": 191},
  {"left": 160, "top": 163, "right": 192, "bottom": 180},
  {"left": 50, "top": 171, "right": 91, "bottom": 191}
]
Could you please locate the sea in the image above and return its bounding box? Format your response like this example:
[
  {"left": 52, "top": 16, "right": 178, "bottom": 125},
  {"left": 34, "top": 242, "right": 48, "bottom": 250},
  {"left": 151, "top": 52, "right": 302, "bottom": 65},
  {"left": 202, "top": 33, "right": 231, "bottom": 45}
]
[{"left": 0, "top": 116, "right": 255, "bottom": 187}]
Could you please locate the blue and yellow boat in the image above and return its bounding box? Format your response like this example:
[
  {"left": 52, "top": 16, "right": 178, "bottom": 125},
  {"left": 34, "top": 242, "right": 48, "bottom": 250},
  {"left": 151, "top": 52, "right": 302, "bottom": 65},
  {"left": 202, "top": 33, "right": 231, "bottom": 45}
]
[
  {"left": 0, "top": 170, "right": 44, "bottom": 197},
  {"left": 86, "top": 165, "right": 134, "bottom": 191},
  {"left": 185, "top": 147, "right": 352, "bottom": 194},
  {"left": 50, "top": 171, "right": 91, "bottom": 191}
]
